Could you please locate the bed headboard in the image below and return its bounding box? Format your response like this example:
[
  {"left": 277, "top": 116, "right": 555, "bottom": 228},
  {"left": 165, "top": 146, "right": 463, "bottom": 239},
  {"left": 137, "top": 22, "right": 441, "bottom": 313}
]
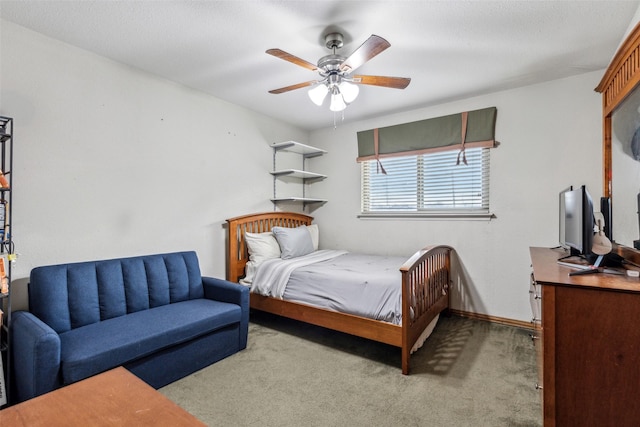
[{"left": 226, "top": 212, "right": 313, "bottom": 282}]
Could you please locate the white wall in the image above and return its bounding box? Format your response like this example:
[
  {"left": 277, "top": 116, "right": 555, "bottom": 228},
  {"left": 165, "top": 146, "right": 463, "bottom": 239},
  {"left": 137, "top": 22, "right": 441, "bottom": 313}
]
[
  {"left": 622, "top": 7, "right": 640, "bottom": 45},
  {"left": 0, "top": 20, "right": 307, "bottom": 310},
  {"left": 0, "top": 18, "right": 611, "bottom": 323},
  {"left": 308, "top": 71, "right": 604, "bottom": 322}
]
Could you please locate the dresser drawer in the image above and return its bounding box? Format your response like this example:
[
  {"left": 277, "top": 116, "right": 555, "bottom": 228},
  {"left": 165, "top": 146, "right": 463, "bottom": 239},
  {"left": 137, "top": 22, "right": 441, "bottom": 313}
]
[
  {"left": 529, "top": 274, "right": 543, "bottom": 396},
  {"left": 529, "top": 273, "right": 541, "bottom": 326}
]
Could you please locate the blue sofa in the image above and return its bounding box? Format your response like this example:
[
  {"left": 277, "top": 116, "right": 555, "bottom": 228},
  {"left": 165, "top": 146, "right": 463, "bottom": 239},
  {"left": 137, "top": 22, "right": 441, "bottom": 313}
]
[{"left": 10, "top": 251, "right": 249, "bottom": 403}]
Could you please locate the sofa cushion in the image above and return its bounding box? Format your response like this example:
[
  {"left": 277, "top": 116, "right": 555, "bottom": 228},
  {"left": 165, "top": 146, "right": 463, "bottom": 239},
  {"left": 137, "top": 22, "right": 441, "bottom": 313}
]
[
  {"left": 59, "top": 298, "right": 241, "bottom": 384},
  {"left": 30, "top": 251, "right": 205, "bottom": 334}
]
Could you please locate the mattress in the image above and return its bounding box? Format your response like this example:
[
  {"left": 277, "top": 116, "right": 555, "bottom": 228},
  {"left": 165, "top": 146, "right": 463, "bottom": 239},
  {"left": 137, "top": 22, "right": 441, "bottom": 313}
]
[{"left": 253, "top": 251, "right": 407, "bottom": 325}]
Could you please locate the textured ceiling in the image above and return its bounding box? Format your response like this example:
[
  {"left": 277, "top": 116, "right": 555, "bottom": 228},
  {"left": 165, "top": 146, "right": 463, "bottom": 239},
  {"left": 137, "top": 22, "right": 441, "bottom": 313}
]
[{"left": 1, "top": 1, "right": 638, "bottom": 131}]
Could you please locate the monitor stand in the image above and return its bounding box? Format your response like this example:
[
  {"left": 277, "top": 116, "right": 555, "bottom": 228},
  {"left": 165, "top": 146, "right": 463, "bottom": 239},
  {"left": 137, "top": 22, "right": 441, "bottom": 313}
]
[{"left": 569, "top": 254, "right": 605, "bottom": 276}]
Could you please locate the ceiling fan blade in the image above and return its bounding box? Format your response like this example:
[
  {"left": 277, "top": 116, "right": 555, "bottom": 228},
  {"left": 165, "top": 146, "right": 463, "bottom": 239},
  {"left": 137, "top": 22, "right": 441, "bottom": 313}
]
[
  {"left": 266, "top": 49, "right": 318, "bottom": 71},
  {"left": 339, "top": 35, "right": 391, "bottom": 73},
  {"left": 352, "top": 75, "right": 411, "bottom": 89},
  {"left": 268, "top": 81, "right": 318, "bottom": 94}
]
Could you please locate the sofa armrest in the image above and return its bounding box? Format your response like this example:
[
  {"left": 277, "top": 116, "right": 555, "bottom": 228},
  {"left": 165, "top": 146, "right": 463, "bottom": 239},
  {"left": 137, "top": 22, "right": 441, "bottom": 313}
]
[
  {"left": 10, "top": 310, "right": 63, "bottom": 402},
  {"left": 202, "top": 276, "right": 249, "bottom": 308},
  {"left": 202, "top": 277, "right": 249, "bottom": 349}
]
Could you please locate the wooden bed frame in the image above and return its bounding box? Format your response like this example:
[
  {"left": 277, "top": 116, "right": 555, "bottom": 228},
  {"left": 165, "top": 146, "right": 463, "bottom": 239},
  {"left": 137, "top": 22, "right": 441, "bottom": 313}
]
[{"left": 226, "top": 211, "right": 453, "bottom": 374}]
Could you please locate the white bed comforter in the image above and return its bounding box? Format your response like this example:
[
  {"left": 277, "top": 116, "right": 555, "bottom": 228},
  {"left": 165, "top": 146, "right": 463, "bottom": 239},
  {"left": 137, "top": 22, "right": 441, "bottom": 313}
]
[
  {"left": 251, "top": 250, "right": 408, "bottom": 325},
  {"left": 250, "top": 250, "right": 347, "bottom": 298}
]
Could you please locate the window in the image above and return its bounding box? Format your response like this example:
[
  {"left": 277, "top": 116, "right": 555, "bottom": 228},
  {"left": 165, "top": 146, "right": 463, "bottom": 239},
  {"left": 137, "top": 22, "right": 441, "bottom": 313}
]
[{"left": 361, "top": 147, "right": 490, "bottom": 216}]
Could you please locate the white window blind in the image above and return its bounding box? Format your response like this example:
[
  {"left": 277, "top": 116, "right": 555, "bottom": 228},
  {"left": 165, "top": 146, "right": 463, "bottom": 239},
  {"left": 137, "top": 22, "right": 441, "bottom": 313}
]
[{"left": 361, "top": 147, "right": 490, "bottom": 215}]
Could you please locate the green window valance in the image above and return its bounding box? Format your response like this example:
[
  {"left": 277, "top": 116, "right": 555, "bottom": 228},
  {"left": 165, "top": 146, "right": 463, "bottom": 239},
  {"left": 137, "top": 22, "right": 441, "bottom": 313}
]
[{"left": 356, "top": 106, "right": 497, "bottom": 162}]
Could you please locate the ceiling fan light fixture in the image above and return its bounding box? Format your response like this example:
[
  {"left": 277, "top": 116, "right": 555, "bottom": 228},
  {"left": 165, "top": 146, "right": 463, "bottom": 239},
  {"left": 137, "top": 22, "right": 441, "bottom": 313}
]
[
  {"left": 268, "top": 32, "right": 407, "bottom": 117},
  {"left": 308, "top": 83, "right": 329, "bottom": 106},
  {"left": 338, "top": 80, "right": 359, "bottom": 104},
  {"left": 329, "top": 87, "right": 347, "bottom": 112}
]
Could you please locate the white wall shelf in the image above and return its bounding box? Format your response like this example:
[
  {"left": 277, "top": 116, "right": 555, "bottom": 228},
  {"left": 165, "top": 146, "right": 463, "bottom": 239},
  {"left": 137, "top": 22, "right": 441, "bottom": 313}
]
[
  {"left": 271, "top": 141, "right": 327, "bottom": 209},
  {"left": 270, "top": 169, "right": 327, "bottom": 180},
  {"left": 271, "top": 141, "right": 327, "bottom": 158},
  {"left": 271, "top": 197, "right": 327, "bottom": 204}
]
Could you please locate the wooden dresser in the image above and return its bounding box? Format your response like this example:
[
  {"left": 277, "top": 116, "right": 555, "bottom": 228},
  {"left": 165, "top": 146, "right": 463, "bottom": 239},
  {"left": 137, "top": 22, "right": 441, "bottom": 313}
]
[{"left": 530, "top": 247, "right": 640, "bottom": 427}]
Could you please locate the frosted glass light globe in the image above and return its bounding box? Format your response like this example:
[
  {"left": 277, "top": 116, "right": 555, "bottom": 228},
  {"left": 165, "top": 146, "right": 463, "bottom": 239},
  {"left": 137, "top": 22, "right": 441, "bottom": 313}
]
[{"left": 308, "top": 84, "right": 329, "bottom": 106}]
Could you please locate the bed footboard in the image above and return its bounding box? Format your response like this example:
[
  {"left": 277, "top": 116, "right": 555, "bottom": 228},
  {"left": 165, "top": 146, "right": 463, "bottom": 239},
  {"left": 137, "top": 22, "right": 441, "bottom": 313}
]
[{"left": 400, "top": 245, "right": 453, "bottom": 374}]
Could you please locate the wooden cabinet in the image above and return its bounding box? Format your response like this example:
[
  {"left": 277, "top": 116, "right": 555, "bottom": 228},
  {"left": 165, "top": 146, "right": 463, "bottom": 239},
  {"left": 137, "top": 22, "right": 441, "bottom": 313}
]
[{"left": 530, "top": 247, "right": 640, "bottom": 427}]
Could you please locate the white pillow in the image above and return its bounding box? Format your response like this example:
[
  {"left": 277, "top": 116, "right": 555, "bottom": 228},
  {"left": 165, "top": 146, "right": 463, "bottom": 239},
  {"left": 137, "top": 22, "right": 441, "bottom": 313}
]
[
  {"left": 272, "top": 225, "right": 315, "bottom": 259},
  {"left": 242, "top": 231, "right": 281, "bottom": 284},
  {"left": 307, "top": 224, "right": 319, "bottom": 250}
]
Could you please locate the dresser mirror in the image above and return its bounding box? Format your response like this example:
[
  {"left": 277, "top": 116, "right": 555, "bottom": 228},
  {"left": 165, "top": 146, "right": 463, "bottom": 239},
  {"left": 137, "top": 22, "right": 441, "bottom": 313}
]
[
  {"left": 611, "top": 88, "right": 640, "bottom": 247},
  {"left": 597, "top": 21, "right": 640, "bottom": 250}
]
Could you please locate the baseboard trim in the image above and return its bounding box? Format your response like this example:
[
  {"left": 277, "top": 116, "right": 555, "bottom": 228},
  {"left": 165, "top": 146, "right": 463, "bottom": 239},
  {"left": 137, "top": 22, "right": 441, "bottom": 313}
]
[{"left": 450, "top": 309, "right": 534, "bottom": 330}]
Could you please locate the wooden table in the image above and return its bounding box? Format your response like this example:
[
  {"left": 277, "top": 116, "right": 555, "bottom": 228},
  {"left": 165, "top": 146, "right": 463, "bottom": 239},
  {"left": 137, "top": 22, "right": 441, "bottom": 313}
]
[{"left": 0, "top": 367, "right": 205, "bottom": 426}]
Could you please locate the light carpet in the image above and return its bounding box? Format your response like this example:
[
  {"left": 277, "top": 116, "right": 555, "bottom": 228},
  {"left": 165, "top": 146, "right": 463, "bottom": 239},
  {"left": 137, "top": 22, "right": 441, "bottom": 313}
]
[{"left": 160, "top": 312, "right": 541, "bottom": 427}]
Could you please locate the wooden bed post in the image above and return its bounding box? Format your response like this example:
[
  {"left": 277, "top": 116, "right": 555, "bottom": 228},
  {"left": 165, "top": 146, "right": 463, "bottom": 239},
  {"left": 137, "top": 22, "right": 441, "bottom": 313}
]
[{"left": 399, "top": 245, "right": 453, "bottom": 375}]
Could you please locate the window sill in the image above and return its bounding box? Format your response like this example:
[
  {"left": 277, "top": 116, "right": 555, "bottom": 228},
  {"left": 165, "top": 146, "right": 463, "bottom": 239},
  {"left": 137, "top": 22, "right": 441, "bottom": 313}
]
[{"left": 358, "top": 212, "right": 496, "bottom": 221}]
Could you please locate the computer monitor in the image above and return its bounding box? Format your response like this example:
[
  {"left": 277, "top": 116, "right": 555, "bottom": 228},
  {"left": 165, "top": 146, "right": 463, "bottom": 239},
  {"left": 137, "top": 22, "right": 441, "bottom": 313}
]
[{"left": 559, "top": 185, "right": 594, "bottom": 258}]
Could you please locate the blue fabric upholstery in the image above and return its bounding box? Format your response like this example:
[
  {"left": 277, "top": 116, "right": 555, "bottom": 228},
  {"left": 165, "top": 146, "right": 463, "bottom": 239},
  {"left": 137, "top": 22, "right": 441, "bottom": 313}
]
[{"left": 10, "top": 251, "right": 248, "bottom": 403}]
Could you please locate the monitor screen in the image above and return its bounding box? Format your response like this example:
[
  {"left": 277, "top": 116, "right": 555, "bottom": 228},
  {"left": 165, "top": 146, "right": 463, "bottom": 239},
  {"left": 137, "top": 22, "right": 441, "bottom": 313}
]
[
  {"left": 559, "top": 185, "right": 594, "bottom": 256},
  {"left": 560, "top": 187, "right": 581, "bottom": 252}
]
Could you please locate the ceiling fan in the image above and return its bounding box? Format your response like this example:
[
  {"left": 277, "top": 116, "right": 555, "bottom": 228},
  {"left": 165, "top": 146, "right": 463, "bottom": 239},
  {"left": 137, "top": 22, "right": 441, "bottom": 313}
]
[{"left": 266, "top": 32, "right": 411, "bottom": 112}]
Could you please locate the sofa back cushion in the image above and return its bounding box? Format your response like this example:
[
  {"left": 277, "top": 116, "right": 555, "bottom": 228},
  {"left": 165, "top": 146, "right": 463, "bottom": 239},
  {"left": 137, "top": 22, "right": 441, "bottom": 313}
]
[{"left": 29, "top": 251, "right": 204, "bottom": 333}]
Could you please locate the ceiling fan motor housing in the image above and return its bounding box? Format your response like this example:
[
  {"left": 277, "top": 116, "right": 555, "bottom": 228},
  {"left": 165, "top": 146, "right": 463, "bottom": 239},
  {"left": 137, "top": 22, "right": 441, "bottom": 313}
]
[
  {"left": 318, "top": 33, "right": 350, "bottom": 78},
  {"left": 324, "top": 32, "right": 344, "bottom": 50},
  {"left": 318, "top": 54, "right": 348, "bottom": 76}
]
